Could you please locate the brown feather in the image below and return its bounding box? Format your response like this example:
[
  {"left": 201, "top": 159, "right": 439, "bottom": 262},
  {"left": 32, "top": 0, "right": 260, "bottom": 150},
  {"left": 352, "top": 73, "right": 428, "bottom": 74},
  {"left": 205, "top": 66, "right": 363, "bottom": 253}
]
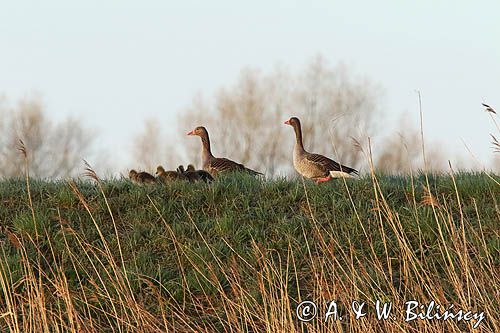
[
  {"left": 129, "top": 169, "right": 157, "bottom": 184},
  {"left": 137, "top": 172, "right": 157, "bottom": 183},
  {"left": 209, "top": 158, "right": 262, "bottom": 176},
  {"left": 284, "top": 117, "right": 358, "bottom": 181},
  {"left": 188, "top": 126, "right": 263, "bottom": 177},
  {"left": 305, "top": 153, "right": 358, "bottom": 175},
  {"left": 157, "top": 165, "right": 186, "bottom": 182}
]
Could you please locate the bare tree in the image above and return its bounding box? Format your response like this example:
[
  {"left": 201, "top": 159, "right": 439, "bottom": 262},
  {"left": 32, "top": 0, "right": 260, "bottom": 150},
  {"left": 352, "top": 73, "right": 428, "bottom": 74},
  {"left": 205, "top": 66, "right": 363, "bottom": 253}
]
[
  {"left": 0, "top": 95, "right": 99, "bottom": 178},
  {"left": 136, "top": 56, "right": 453, "bottom": 176},
  {"left": 374, "top": 114, "right": 447, "bottom": 173},
  {"left": 291, "top": 56, "right": 381, "bottom": 168},
  {"left": 178, "top": 67, "right": 295, "bottom": 175},
  {"left": 178, "top": 57, "right": 381, "bottom": 176},
  {"left": 131, "top": 118, "right": 162, "bottom": 171},
  {"left": 130, "top": 118, "right": 185, "bottom": 172}
]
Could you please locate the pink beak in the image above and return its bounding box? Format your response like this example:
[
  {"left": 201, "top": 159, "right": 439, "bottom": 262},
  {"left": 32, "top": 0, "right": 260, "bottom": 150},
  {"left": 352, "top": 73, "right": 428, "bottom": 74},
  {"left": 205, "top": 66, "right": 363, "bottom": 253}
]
[
  {"left": 187, "top": 130, "right": 195, "bottom": 135},
  {"left": 284, "top": 120, "right": 290, "bottom": 125}
]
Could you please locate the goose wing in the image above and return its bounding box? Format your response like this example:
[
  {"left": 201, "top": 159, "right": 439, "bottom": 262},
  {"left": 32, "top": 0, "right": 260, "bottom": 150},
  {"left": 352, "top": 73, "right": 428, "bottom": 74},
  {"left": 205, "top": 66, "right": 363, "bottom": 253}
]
[
  {"left": 305, "top": 153, "right": 358, "bottom": 175},
  {"left": 208, "top": 157, "right": 262, "bottom": 176},
  {"left": 209, "top": 157, "right": 244, "bottom": 173}
]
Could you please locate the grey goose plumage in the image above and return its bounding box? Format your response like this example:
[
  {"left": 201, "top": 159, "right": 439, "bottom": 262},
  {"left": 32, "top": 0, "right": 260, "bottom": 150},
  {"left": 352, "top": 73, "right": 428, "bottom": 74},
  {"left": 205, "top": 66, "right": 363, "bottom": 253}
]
[
  {"left": 187, "top": 126, "right": 262, "bottom": 177},
  {"left": 284, "top": 117, "right": 358, "bottom": 183}
]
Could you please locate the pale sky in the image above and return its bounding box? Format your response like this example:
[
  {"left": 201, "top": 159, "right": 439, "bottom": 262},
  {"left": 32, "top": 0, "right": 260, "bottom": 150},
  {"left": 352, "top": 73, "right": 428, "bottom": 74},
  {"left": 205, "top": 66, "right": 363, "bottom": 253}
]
[{"left": 1, "top": 1, "right": 499, "bottom": 171}]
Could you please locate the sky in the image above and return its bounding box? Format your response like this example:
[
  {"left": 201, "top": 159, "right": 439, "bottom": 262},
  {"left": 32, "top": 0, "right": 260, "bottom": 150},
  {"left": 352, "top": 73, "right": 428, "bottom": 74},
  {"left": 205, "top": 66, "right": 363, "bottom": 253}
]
[{"left": 1, "top": 0, "right": 499, "bottom": 171}]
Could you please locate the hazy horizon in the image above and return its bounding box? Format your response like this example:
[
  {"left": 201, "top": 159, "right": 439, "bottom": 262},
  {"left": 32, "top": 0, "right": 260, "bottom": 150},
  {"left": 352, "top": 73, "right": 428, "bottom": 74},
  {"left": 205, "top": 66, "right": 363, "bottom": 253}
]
[{"left": 1, "top": 1, "right": 499, "bottom": 175}]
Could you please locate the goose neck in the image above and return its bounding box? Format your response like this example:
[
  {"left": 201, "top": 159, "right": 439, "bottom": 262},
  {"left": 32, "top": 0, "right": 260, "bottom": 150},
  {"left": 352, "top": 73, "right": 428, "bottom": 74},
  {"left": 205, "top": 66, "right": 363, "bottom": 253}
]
[
  {"left": 293, "top": 123, "right": 305, "bottom": 151},
  {"left": 201, "top": 132, "right": 214, "bottom": 159}
]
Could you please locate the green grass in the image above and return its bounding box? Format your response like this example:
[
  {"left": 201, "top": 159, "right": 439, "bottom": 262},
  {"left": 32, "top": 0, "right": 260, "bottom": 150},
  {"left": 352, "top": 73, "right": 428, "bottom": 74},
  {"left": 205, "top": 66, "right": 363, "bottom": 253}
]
[{"left": 0, "top": 172, "right": 499, "bottom": 332}]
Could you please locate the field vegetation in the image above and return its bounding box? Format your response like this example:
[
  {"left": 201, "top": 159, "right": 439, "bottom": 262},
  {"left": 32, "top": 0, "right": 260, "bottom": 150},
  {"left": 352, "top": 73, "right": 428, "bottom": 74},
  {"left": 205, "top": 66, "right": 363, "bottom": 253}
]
[{"left": 0, "top": 167, "right": 498, "bottom": 332}]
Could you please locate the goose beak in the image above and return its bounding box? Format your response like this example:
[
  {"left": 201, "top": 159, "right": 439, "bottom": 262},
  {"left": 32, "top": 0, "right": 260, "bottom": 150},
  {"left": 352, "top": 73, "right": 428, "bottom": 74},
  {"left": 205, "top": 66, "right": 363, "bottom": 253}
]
[
  {"left": 187, "top": 130, "right": 195, "bottom": 135},
  {"left": 284, "top": 120, "right": 290, "bottom": 125}
]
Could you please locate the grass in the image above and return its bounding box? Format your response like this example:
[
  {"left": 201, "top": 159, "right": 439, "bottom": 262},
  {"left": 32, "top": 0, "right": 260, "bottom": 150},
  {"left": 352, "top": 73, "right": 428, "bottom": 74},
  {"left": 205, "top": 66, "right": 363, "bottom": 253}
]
[{"left": 0, "top": 171, "right": 499, "bottom": 332}]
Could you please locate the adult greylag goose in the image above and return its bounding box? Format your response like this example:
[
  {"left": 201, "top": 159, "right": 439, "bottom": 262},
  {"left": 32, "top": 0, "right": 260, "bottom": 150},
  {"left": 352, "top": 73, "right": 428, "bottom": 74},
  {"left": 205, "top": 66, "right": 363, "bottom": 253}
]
[
  {"left": 187, "top": 126, "right": 263, "bottom": 177},
  {"left": 156, "top": 165, "right": 187, "bottom": 182},
  {"left": 284, "top": 117, "right": 358, "bottom": 183},
  {"left": 177, "top": 164, "right": 214, "bottom": 183},
  {"left": 129, "top": 169, "right": 156, "bottom": 184}
]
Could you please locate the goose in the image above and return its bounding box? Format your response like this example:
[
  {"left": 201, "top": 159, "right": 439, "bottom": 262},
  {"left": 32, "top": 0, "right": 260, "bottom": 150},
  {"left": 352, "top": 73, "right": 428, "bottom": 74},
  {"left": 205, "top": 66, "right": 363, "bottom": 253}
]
[
  {"left": 129, "top": 169, "right": 156, "bottom": 184},
  {"left": 284, "top": 117, "right": 358, "bottom": 183},
  {"left": 177, "top": 164, "right": 214, "bottom": 183},
  {"left": 187, "top": 126, "right": 263, "bottom": 177},
  {"left": 156, "top": 165, "right": 186, "bottom": 182}
]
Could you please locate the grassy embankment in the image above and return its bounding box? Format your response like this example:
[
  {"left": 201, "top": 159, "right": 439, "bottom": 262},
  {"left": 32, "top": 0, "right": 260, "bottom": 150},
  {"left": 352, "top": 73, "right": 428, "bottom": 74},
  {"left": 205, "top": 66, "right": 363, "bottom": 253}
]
[{"left": 0, "top": 171, "right": 499, "bottom": 332}]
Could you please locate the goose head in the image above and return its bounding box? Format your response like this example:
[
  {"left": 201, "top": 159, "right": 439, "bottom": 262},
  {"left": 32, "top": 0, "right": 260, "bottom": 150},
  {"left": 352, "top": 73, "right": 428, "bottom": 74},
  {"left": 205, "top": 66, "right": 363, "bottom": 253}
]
[
  {"left": 284, "top": 117, "right": 301, "bottom": 128},
  {"left": 129, "top": 169, "right": 138, "bottom": 179},
  {"left": 156, "top": 165, "right": 166, "bottom": 175},
  {"left": 187, "top": 126, "right": 208, "bottom": 137}
]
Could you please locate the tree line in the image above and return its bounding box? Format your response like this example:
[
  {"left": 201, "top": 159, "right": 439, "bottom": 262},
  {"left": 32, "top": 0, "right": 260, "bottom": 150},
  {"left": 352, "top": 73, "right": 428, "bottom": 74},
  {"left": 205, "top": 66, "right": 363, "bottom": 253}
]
[{"left": 1, "top": 57, "right": 498, "bottom": 178}]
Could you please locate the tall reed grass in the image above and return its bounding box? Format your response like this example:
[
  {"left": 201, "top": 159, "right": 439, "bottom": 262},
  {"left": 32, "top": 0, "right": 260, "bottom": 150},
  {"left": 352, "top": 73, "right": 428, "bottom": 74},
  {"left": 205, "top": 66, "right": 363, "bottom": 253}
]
[{"left": 0, "top": 128, "right": 499, "bottom": 332}]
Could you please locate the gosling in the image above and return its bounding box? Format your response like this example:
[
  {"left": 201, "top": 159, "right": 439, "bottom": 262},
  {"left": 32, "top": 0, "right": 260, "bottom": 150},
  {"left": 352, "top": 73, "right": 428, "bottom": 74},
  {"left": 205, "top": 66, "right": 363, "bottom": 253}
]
[
  {"left": 129, "top": 169, "right": 156, "bottom": 184},
  {"left": 156, "top": 165, "right": 187, "bottom": 182},
  {"left": 178, "top": 164, "right": 214, "bottom": 183}
]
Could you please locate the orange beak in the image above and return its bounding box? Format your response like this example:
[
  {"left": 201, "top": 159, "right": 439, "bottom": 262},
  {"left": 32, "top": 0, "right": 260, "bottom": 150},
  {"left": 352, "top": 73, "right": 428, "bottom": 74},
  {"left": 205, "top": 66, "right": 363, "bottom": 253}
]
[
  {"left": 284, "top": 119, "right": 290, "bottom": 125},
  {"left": 187, "top": 130, "right": 195, "bottom": 135}
]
